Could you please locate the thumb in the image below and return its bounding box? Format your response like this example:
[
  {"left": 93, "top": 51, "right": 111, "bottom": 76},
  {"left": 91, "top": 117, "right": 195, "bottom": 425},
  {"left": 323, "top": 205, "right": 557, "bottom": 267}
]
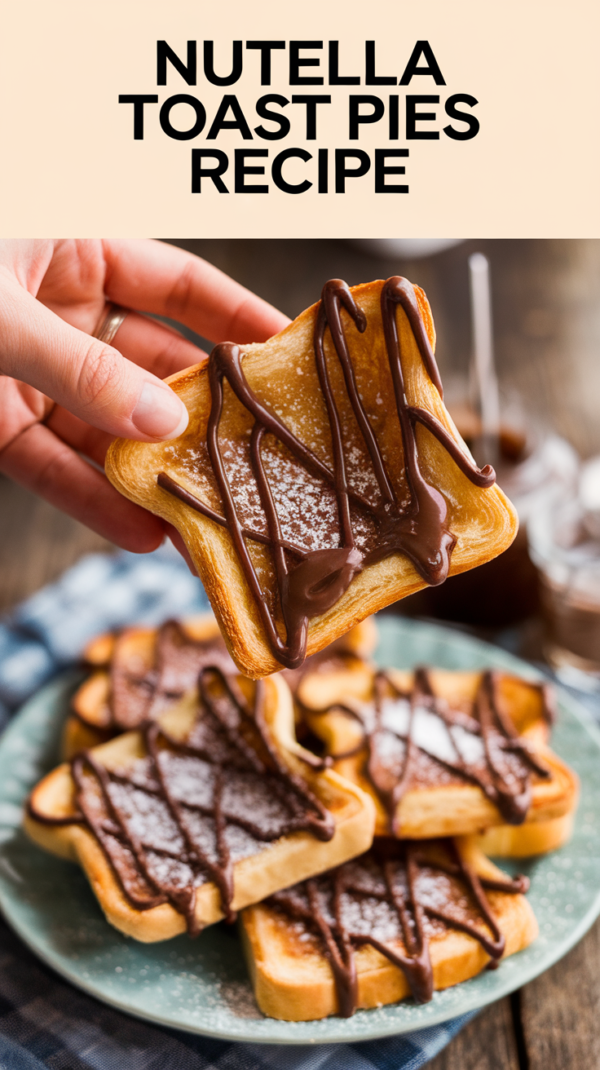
[{"left": 0, "top": 280, "right": 189, "bottom": 441}]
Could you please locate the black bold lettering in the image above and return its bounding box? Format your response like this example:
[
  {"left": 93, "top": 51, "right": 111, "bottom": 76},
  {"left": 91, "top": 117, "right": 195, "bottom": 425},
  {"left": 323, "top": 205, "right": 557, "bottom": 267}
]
[
  {"left": 272, "top": 148, "right": 312, "bottom": 193},
  {"left": 318, "top": 147, "right": 328, "bottom": 193},
  {"left": 406, "top": 95, "right": 439, "bottom": 139},
  {"left": 203, "top": 41, "right": 243, "bottom": 86},
  {"left": 254, "top": 95, "right": 290, "bottom": 140},
  {"left": 207, "top": 95, "right": 253, "bottom": 140},
  {"left": 329, "top": 41, "right": 360, "bottom": 84},
  {"left": 157, "top": 41, "right": 197, "bottom": 85},
  {"left": 365, "top": 42, "right": 396, "bottom": 85},
  {"left": 291, "top": 95, "right": 331, "bottom": 139},
  {"left": 160, "top": 95, "right": 206, "bottom": 140},
  {"left": 375, "top": 149, "right": 408, "bottom": 192},
  {"left": 399, "top": 41, "right": 446, "bottom": 85},
  {"left": 235, "top": 149, "right": 269, "bottom": 192},
  {"left": 191, "top": 149, "right": 229, "bottom": 192},
  {"left": 246, "top": 41, "right": 285, "bottom": 85},
  {"left": 389, "top": 95, "right": 399, "bottom": 140},
  {"left": 349, "top": 95, "right": 385, "bottom": 139},
  {"left": 118, "top": 95, "right": 159, "bottom": 139},
  {"left": 335, "top": 149, "right": 371, "bottom": 192},
  {"left": 290, "top": 41, "right": 324, "bottom": 85},
  {"left": 444, "top": 94, "right": 480, "bottom": 140}
]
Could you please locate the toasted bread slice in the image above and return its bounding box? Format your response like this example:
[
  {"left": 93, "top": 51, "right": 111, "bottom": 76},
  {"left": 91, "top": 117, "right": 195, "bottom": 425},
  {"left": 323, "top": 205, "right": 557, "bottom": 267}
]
[
  {"left": 25, "top": 673, "right": 376, "bottom": 941},
  {"left": 282, "top": 615, "right": 378, "bottom": 697},
  {"left": 65, "top": 616, "right": 379, "bottom": 758},
  {"left": 64, "top": 615, "right": 235, "bottom": 758},
  {"left": 300, "top": 665, "right": 578, "bottom": 839},
  {"left": 468, "top": 810, "right": 576, "bottom": 857},
  {"left": 105, "top": 277, "right": 517, "bottom": 678},
  {"left": 241, "top": 837, "right": 538, "bottom": 1020},
  {"left": 80, "top": 614, "right": 227, "bottom": 672},
  {"left": 83, "top": 630, "right": 116, "bottom": 667},
  {"left": 83, "top": 615, "right": 378, "bottom": 677}
]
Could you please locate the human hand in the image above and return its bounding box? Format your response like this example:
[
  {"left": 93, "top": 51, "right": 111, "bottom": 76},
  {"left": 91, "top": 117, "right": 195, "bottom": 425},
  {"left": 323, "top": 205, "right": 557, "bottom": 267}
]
[{"left": 0, "top": 239, "right": 289, "bottom": 552}]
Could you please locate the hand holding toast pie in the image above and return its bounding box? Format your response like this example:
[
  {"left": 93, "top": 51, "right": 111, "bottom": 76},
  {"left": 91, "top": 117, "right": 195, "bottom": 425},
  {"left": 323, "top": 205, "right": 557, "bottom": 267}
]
[
  {"left": 106, "top": 276, "right": 517, "bottom": 676},
  {"left": 0, "top": 239, "right": 287, "bottom": 549}
]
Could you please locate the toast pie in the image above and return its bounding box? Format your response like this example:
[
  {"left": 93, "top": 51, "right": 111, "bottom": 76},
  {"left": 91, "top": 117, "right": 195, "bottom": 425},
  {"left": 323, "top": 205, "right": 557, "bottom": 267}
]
[
  {"left": 299, "top": 663, "right": 578, "bottom": 842},
  {"left": 64, "top": 615, "right": 236, "bottom": 757},
  {"left": 66, "top": 616, "right": 378, "bottom": 757},
  {"left": 106, "top": 277, "right": 517, "bottom": 677},
  {"left": 281, "top": 615, "right": 377, "bottom": 698},
  {"left": 241, "top": 836, "right": 537, "bottom": 1020},
  {"left": 25, "top": 671, "right": 375, "bottom": 940}
]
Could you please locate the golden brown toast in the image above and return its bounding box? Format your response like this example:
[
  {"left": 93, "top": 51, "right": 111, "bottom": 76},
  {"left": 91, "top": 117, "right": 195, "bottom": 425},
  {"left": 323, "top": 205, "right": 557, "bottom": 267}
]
[
  {"left": 468, "top": 810, "right": 576, "bottom": 858},
  {"left": 299, "top": 663, "right": 578, "bottom": 840},
  {"left": 105, "top": 277, "right": 517, "bottom": 678},
  {"left": 65, "top": 615, "right": 379, "bottom": 758},
  {"left": 64, "top": 615, "right": 235, "bottom": 757},
  {"left": 282, "top": 615, "right": 378, "bottom": 699},
  {"left": 25, "top": 672, "right": 376, "bottom": 941},
  {"left": 83, "top": 615, "right": 378, "bottom": 678},
  {"left": 241, "top": 836, "right": 538, "bottom": 1020},
  {"left": 80, "top": 614, "right": 227, "bottom": 671}
]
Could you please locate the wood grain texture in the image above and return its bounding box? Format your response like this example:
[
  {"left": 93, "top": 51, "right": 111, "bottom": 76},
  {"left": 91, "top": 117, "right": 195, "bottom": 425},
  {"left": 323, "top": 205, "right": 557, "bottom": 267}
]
[
  {"left": 427, "top": 998, "right": 520, "bottom": 1070},
  {"left": 520, "top": 918, "right": 600, "bottom": 1070},
  {"left": 0, "top": 475, "right": 112, "bottom": 612}
]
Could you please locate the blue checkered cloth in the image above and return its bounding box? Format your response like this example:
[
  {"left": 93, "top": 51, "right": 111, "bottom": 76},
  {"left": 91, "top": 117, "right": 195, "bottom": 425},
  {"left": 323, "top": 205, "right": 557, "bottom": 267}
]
[{"left": 0, "top": 545, "right": 474, "bottom": 1069}]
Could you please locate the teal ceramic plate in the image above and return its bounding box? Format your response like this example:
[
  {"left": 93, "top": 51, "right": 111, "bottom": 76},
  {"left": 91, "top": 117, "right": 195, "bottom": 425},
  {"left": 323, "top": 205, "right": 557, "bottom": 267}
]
[{"left": 1, "top": 617, "right": 600, "bottom": 1044}]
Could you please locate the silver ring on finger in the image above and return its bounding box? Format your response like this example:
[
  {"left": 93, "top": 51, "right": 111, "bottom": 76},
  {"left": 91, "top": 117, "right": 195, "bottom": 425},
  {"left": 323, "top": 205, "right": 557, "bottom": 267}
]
[{"left": 92, "top": 303, "right": 129, "bottom": 346}]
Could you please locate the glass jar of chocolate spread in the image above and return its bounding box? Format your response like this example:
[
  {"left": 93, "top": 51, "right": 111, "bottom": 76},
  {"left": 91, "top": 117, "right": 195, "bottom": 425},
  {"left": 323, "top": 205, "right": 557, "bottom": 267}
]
[{"left": 529, "top": 456, "right": 600, "bottom": 692}]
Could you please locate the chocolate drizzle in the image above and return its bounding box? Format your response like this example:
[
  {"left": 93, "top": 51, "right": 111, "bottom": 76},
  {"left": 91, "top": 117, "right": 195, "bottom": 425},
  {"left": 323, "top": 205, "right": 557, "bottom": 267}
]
[
  {"left": 266, "top": 838, "right": 529, "bottom": 1016},
  {"left": 282, "top": 630, "right": 372, "bottom": 700},
  {"left": 105, "top": 620, "right": 235, "bottom": 731},
  {"left": 158, "top": 277, "right": 495, "bottom": 669},
  {"left": 30, "top": 668, "right": 335, "bottom": 932},
  {"left": 307, "top": 669, "right": 551, "bottom": 831}
]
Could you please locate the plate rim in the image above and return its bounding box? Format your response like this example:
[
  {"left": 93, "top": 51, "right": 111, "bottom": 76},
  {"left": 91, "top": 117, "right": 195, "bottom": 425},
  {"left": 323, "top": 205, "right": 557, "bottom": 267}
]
[{"left": 1, "top": 619, "right": 599, "bottom": 1045}]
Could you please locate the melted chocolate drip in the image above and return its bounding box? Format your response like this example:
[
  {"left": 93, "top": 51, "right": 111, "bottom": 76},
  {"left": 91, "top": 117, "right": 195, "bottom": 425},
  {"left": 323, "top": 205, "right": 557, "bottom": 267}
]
[
  {"left": 266, "top": 837, "right": 528, "bottom": 1016},
  {"left": 29, "top": 667, "right": 335, "bottom": 932},
  {"left": 105, "top": 620, "right": 236, "bottom": 731},
  {"left": 158, "top": 277, "right": 495, "bottom": 670},
  {"left": 306, "top": 669, "right": 551, "bottom": 830},
  {"left": 281, "top": 631, "right": 370, "bottom": 698}
]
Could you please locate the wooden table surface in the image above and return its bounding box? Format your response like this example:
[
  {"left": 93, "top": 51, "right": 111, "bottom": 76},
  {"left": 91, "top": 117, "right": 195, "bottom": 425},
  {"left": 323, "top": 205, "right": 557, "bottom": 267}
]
[{"left": 2, "top": 238, "right": 600, "bottom": 1067}]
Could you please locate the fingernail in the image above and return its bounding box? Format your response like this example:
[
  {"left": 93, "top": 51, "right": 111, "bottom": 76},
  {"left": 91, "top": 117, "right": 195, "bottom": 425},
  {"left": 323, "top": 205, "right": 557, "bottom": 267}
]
[{"left": 131, "top": 382, "right": 189, "bottom": 440}]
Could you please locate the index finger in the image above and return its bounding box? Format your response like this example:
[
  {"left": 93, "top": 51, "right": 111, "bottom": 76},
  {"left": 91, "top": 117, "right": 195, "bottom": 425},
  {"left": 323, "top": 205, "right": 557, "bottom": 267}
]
[{"left": 102, "top": 239, "right": 290, "bottom": 345}]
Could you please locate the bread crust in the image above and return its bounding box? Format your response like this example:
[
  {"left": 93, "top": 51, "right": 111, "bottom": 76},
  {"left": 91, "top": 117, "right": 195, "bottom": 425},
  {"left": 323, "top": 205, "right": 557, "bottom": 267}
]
[
  {"left": 64, "top": 615, "right": 224, "bottom": 757},
  {"left": 468, "top": 810, "right": 576, "bottom": 857},
  {"left": 25, "top": 675, "right": 376, "bottom": 941},
  {"left": 241, "top": 838, "right": 538, "bottom": 1021},
  {"left": 65, "top": 615, "right": 379, "bottom": 759},
  {"left": 300, "top": 666, "right": 579, "bottom": 839},
  {"left": 105, "top": 281, "right": 518, "bottom": 678}
]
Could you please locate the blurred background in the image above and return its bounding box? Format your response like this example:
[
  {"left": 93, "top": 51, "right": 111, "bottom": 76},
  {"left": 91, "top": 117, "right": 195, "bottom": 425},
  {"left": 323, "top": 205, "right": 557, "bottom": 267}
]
[
  {"left": 166, "top": 238, "right": 600, "bottom": 459},
  {"left": 2, "top": 238, "right": 600, "bottom": 683}
]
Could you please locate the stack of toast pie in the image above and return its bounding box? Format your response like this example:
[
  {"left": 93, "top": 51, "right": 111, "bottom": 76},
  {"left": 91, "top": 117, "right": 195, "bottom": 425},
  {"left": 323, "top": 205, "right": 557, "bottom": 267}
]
[{"left": 24, "top": 276, "right": 579, "bottom": 1020}]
